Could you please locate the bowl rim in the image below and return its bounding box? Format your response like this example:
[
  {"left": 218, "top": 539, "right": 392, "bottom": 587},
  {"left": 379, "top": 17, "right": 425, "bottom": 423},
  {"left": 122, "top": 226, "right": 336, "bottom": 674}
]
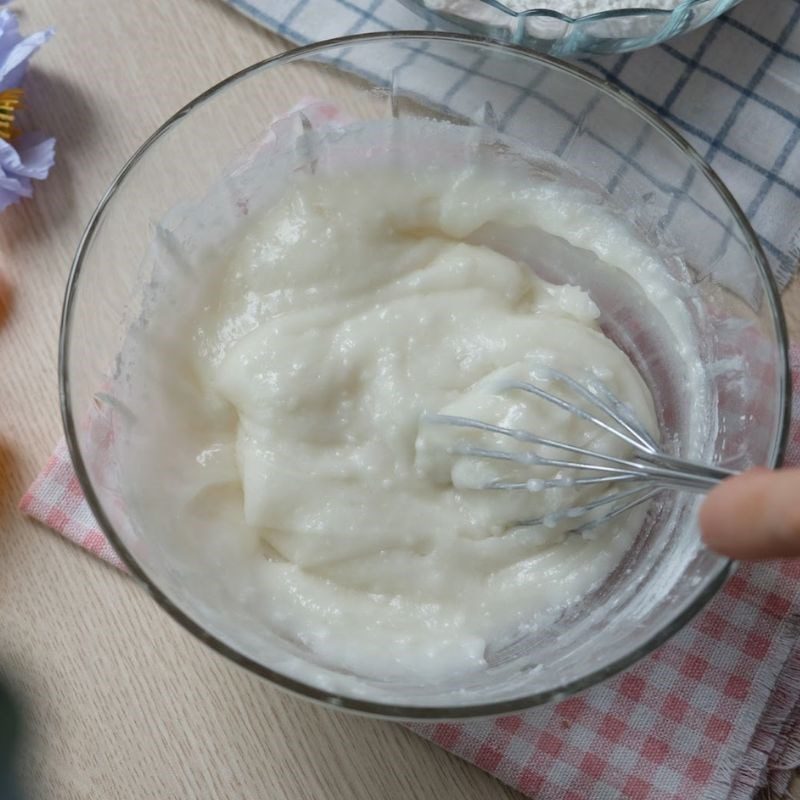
[
  {"left": 410, "top": 0, "right": 738, "bottom": 23},
  {"left": 60, "top": 30, "right": 791, "bottom": 720}
]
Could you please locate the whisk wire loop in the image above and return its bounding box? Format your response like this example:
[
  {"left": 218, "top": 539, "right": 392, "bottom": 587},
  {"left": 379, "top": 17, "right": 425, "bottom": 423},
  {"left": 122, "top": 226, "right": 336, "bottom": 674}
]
[{"left": 423, "top": 368, "right": 736, "bottom": 533}]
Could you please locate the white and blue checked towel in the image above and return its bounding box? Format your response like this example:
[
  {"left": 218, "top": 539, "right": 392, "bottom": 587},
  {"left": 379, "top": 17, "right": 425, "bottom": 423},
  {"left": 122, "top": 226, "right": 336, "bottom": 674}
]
[{"left": 222, "top": 0, "right": 800, "bottom": 288}]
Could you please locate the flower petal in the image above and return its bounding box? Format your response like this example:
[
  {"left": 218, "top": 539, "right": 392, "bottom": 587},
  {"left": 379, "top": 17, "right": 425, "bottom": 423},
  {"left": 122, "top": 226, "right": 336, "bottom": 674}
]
[
  {"left": 0, "top": 171, "right": 31, "bottom": 195},
  {"left": 0, "top": 177, "right": 28, "bottom": 198},
  {"left": 0, "top": 131, "right": 55, "bottom": 189},
  {"left": 0, "top": 9, "right": 21, "bottom": 57},
  {"left": 0, "top": 26, "right": 54, "bottom": 90},
  {"left": 11, "top": 132, "right": 55, "bottom": 179},
  {"left": 0, "top": 184, "right": 29, "bottom": 211},
  {"left": 0, "top": 8, "right": 21, "bottom": 86}
]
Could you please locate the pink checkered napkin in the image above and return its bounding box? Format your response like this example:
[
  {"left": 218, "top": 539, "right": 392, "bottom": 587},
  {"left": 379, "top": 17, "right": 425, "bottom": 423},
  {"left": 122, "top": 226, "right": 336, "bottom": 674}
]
[
  {"left": 21, "top": 438, "right": 127, "bottom": 571},
  {"left": 21, "top": 350, "right": 800, "bottom": 800}
]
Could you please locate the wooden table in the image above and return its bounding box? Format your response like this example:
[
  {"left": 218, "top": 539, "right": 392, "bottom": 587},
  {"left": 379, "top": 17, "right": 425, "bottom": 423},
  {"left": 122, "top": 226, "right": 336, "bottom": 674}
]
[{"left": 0, "top": 1, "right": 798, "bottom": 797}]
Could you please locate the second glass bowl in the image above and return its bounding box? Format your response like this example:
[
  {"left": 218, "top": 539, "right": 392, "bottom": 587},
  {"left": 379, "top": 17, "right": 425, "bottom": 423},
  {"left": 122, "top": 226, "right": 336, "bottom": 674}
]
[{"left": 399, "top": 0, "right": 745, "bottom": 57}]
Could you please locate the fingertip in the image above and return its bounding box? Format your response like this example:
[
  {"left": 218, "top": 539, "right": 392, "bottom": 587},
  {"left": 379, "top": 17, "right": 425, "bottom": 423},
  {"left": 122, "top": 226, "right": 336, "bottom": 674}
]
[
  {"left": 699, "top": 468, "right": 800, "bottom": 560},
  {"left": 699, "top": 472, "right": 751, "bottom": 558},
  {"left": 698, "top": 480, "right": 727, "bottom": 550}
]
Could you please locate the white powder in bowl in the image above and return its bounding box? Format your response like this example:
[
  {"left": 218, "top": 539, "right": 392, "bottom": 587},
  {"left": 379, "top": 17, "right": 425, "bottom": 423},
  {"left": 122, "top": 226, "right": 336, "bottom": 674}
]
[
  {"left": 427, "top": 0, "right": 681, "bottom": 20},
  {"left": 505, "top": 0, "right": 680, "bottom": 11}
]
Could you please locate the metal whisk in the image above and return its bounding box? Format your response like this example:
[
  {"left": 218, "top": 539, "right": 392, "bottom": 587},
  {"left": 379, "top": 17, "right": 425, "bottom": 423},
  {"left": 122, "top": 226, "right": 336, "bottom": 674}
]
[{"left": 423, "top": 367, "right": 735, "bottom": 533}]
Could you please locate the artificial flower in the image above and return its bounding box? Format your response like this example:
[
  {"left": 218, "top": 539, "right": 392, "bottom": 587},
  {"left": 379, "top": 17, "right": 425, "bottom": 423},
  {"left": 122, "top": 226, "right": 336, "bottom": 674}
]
[{"left": 0, "top": 5, "right": 54, "bottom": 212}]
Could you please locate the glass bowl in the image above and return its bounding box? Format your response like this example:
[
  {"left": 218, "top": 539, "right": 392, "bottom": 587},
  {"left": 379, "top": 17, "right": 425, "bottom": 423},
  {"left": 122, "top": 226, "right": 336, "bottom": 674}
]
[
  {"left": 61, "top": 32, "right": 789, "bottom": 719},
  {"left": 399, "top": 0, "right": 745, "bottom": 56}
]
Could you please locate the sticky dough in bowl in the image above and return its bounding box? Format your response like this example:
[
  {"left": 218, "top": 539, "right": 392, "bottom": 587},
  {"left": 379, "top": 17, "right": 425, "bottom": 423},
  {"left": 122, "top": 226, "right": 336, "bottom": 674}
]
[{"left": 108, "top": 117, "right": 724, "bottom": 705}]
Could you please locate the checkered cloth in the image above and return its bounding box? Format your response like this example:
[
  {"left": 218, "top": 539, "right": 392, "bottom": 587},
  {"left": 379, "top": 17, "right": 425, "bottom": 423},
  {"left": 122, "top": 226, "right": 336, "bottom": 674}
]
[
  {"left": 18, "top": 349, "right": 800, "bottom": 799},
  {"left": 223, "top": 0, "right": 800, "bottom": 288}
]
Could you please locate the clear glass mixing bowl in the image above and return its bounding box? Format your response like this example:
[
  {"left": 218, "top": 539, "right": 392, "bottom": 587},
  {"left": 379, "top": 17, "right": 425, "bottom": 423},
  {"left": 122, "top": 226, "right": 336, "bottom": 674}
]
[
  {"left": 399, "top": 0, "right": 745, "bottom": 56},
  {"left": 61, "top": 32, "right": 789, "bottom": 719}
]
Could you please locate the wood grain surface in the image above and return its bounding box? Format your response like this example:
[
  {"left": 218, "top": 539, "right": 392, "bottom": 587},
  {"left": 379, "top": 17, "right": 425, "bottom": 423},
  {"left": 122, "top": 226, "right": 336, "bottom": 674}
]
[{"left": 0, "top": 1, "right": 797, "bottom": 798}]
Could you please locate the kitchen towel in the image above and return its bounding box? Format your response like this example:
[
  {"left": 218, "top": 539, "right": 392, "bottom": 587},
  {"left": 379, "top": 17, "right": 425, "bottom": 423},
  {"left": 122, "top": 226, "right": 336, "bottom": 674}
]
[{"left": 219, "top": 0, "right": 800, "bottom": 289}]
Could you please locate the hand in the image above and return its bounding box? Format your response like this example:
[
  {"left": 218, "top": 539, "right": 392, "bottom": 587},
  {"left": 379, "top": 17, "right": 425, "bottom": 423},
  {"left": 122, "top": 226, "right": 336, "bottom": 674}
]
[{"left": 700, "top": 467, "right": 800, "bottom": 559}]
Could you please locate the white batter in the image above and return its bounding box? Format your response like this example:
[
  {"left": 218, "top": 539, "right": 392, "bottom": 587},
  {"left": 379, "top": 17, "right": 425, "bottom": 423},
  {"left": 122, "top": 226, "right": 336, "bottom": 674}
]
[{"left": 168, "top": 165, "right": 660, "bottom": 681}]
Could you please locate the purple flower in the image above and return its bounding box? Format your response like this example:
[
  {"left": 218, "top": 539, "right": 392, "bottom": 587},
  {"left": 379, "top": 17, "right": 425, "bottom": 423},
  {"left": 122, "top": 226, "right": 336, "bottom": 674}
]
[{"left": 0, "top": 5, "right": 54, "bottom": 212}]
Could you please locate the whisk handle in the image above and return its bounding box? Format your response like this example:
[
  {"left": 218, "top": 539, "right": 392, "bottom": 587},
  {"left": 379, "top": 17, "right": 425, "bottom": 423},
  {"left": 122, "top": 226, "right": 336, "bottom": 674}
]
[{"left": 639, "top": 453, "right": 737, "bottom": 494}]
